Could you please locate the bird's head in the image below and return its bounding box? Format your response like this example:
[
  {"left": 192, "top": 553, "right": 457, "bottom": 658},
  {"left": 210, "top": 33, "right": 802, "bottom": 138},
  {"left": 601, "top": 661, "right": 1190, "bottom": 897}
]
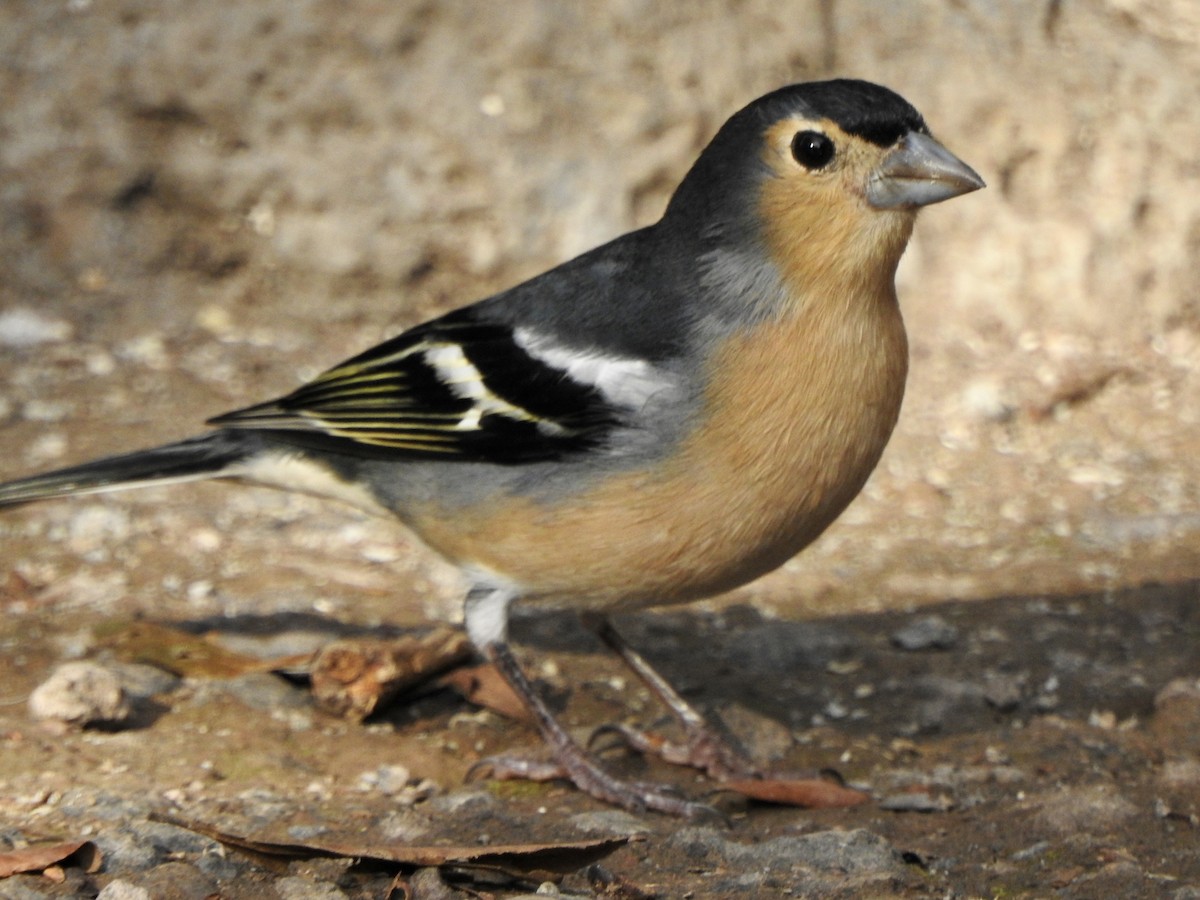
[{"left": 665, "top": 79, "right": 984, "bottom": 308}]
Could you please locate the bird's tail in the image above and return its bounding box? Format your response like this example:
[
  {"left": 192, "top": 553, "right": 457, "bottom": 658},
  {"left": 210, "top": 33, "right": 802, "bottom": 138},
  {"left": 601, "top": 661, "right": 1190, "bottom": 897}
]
[{"left": 0, "top": 432, "right": 250, "bottom": 509}]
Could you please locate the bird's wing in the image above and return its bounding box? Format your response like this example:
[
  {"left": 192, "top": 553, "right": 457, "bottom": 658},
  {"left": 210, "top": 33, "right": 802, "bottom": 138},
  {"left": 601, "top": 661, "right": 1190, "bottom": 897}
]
[{"left": 208, "top": 309, "right": 664, "bottom": 463}]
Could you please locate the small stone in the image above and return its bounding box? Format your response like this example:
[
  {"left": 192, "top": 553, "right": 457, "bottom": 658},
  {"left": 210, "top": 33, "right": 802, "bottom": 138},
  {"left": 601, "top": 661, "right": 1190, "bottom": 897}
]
[
  {"left": 65, "top": 505, "right": 131, "bottom": 554},
  {"left": 136, "top": 820, "right": 220, "bottom": 856},
  {"left": 426, "top": 789, "right": 496, "bottom": 815},
  {"left": 21, "top": 399, "right": 72, "bottom": 422},
  {"left": 0, "top": 877, "right": 52, "bottom": 899},
  {"left": 1011, "top": 840, "right": 1051, "bottom": 861},
  {"left": 28, "top": 662, "right": 132, "bottom": 727},
  {"left": 1035, "top": 784, "right": 1137, "bottom": 834},
  {"left": 569, "top": 810, "right": 651, "bottom": 837},
  {"left": 273, "top": 876, "right": 349, "bottom": 900},
  {"left": 218, "top": 672, "right": 311, "bottom": 713},
  {"left": 901, "top": 675, "right": 986, "bottom": 734},
  {"left": 891, "top": 615, "right": 959, "bottom": 651},
  {"left": 959, "top": 378, "right": 1014, "bottom": 423},
  {"left": 123, "top": 862, "right": 218, "bottom": 900},
  {"left": 878, "top": 791, "right": 954, "bottom": 812},
  {"left": 196, "top": 851, "right": 245, "bottom": 882},
  {"left": 0, "top": 308, "right": 73, "bottom": 346},
  {"left": 106, "top": 662, "right": 182, "bottom": 700},
  {"left": 1152, "top": 678, "right": 1200, "bottom": 753},
  {"left": 234, "top": 788, "right": 292, "bottom": 824},
  {"left": 718, "top": 706, "right": 795, "bottom": 759},
  {"left": 406, "top": 868, "right": 458, "bottom": 898},
  {"left": 666, "top": 826, "right": 903, "bottom": 877},
  {"left": 356, "top": 763, "right": 411, "bottom": 795},
  {"left": 96, "top": 882, "right": 152, "bottom": 900},
  {"left": 91, "top": 828, "right": 162, "bottom": 874},
  {"left": 983, "top": 671, "right": 1027, "bottom": 712}
]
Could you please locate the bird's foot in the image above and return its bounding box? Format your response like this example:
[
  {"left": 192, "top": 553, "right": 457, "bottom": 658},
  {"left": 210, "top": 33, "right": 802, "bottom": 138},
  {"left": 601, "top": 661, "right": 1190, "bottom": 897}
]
[
  {"left": 467, "top": 750, "right": 723, "bottom": 821},
  {"left": 589, "top": 721, "right": 762, "bottom": 781}
]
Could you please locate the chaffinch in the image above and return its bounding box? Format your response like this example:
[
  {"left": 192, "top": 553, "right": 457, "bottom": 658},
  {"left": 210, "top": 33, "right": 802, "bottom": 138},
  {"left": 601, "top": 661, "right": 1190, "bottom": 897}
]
[{"left": 0, "top": 79, "right": 983, "bottom": 816}]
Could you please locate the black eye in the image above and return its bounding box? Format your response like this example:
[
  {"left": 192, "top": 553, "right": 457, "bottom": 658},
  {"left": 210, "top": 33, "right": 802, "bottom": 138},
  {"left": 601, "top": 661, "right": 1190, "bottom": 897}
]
[{"left": 791, "top": 130, "right": 835, "bottom": 169}]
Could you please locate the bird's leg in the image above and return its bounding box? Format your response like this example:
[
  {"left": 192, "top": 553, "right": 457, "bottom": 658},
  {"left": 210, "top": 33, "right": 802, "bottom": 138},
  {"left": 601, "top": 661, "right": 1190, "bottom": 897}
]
[
  {"left": 463, "top": 587, "right": 715, "bottom": 818},
  {"left": 583, "top": 614, "right": 762, "bottom": 781},
  {"left": 475, "top": 640, "right": 721, "bottom": 817}
]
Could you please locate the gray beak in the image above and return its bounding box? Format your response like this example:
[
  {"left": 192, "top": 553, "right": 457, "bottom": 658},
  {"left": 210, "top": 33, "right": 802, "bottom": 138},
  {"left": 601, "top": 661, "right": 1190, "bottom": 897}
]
[{"left": 867, "top": 131, "right": 985, "bottom": 209}]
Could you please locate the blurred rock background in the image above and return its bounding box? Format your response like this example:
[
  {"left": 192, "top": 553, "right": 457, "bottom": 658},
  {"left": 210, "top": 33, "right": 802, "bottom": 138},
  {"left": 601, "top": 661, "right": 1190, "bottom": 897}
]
[{"left": 3, "top": 4, "right": 1200, "bottom": 895}]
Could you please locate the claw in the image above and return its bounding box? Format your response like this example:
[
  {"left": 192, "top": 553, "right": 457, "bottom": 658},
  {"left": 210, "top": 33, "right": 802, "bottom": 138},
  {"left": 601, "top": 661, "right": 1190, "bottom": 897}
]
[
  {"left": 470, "top": 636, "right": 761, "bottom": 818},
  {"left": 587, "top": 722, "right": 664, "bottom": 756},
  {"left": 466, "top": 754, "right": 568, "bottom": 784},
  {"left": 464, "top": 759, "right": 491, "bottom": 783},
  {"left": 585, "top": 720, "right": 761, "bottom": 780}
]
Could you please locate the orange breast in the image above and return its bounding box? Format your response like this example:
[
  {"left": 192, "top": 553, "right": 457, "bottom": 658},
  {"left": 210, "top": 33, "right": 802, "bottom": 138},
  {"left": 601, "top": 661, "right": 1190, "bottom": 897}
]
[{"left": 407, "top": 285, "right": 908, "bottom": 612}]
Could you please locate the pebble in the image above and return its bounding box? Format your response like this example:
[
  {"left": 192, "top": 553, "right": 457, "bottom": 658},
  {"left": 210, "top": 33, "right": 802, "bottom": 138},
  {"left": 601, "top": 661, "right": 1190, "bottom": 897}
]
[
  {"left": 568, "top": 810, "right": 650, "bottom": 837},
  {"left": 27, "top": 662, "right": 132, "bottom": 727},
  {"left": 95, "top": 882, "right": 151, "bottom": 900},
  {"left": 1034, "top": 784, "right": 1138, "bottom": 834},
  {"left": 0, "top": 877, "right": 53, "bottom": 899},
  {"left": 1011, "top": 840, "right": 1051, "bottom": 861},
  {"left": 233, "top": 788, "right": 294, "bottom": 826},
  {"left": 0, "top": 308, "right": 72, "bottom": 346},
  {"left": 957, "top": 378, "right": 1015, "bottom": 423},
  {"left": 1061, "top": 860, "right": 1160, "bottom": 898},
  {"left": 273, "top": 876, "right": 350, "bottom": 900},
  {"left": 120, "top": 862, "right": 218, "bottom": 899},
  {"left": 195, "top": 851, "right": 245, "bottom": 882},
  {"left": 135, "top": 820, "right": 223, "bottom": 856},
  {"left": 355, "top": 763, "right": 411, "bottom": 795},
  {"left": 217, "top": 672, "right": 312, "bottom": 713},
  {"left": 106, "top": 662, "right": 182, "bottom": 700},
  {"left": 878, "top": 791, "right": 954, "bottom": 812},
  {"left": 20, "top": 399, "right": 72, "bottom": 422},
  {"left": 64, "top": 505, "right": 131, "bottom": 554},
  {"left": 425, "top": 789, "right": 497, "bottom": 816},
  {"left": 665, "top": 826, "right": 904, "bottom": 892},
  {"left": 404, "top": 868, "right": 458, "bottom": 898},
  {"left": 716, "top": 703, "right": 796, "bottom": 761},
  {"left": 897, "top": 675, "right": 986, "bottom": 735},
  {"left": 891, "top": 615, "right": 960, "bottom": 651},
  {"left": 983, "top": 670, "right": 1027, "bottom": 711},
  {"left": 91, "top": 827, "right": 163, "bottom": 874}
]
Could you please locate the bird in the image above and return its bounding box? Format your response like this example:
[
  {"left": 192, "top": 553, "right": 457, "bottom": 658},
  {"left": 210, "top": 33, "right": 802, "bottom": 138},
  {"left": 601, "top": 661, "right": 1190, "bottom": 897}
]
[{"left": 0, "top": 79, "right": 983, "bottom": 817}]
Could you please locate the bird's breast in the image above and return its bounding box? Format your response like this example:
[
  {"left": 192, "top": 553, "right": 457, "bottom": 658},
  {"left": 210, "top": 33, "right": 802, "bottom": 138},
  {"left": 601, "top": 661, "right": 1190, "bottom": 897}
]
[{"left": 407, "top": 291, "right": 908, "bottom": 611}]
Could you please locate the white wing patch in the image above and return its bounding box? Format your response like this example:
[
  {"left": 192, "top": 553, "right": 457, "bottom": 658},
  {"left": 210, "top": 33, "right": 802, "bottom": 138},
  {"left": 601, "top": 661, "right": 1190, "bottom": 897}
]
[
  {"left": 422, "top": 343, "right": 565, "bottom": 434},
  {"left": 514, "top": 328, "right": 677, "bottom": 412}
]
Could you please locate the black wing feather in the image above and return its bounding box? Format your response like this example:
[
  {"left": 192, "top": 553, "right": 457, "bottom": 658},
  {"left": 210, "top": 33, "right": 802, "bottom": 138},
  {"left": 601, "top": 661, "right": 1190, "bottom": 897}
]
[{"left": 209, "top": 310, "right": 620, "bottom": 464}]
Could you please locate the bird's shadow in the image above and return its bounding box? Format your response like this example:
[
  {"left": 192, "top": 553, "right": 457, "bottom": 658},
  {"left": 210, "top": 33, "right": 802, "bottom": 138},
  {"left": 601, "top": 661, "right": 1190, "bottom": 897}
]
[{"left": 162, "top": 578, "right": 1200, "bottom": 742}]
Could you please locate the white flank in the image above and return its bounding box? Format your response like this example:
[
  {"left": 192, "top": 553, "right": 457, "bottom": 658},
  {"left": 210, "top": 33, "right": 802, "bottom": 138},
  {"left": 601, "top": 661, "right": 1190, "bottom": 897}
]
[{"left": 238, "top": 452, "right": 389, "bottom": 515}]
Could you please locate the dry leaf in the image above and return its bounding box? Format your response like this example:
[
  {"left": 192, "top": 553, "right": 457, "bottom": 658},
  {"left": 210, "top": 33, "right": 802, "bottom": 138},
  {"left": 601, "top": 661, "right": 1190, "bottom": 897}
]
[
  {"left": 438, "top": 663, "right": 533, "bottom": 723},
  {"left": 311, "top": 628, "right": 471, "bottom": 720},
  {"left": 152, "top": 813, "right": 626, "bottom": 883},
  {"left": 0, "top": 840, "right": 102, "bottom": 878}
]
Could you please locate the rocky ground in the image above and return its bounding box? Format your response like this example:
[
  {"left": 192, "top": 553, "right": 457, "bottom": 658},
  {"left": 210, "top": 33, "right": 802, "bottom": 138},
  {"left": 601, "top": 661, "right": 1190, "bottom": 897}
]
[{"left": 2, "top": 1, "right": 1200, "bottom": 897}]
